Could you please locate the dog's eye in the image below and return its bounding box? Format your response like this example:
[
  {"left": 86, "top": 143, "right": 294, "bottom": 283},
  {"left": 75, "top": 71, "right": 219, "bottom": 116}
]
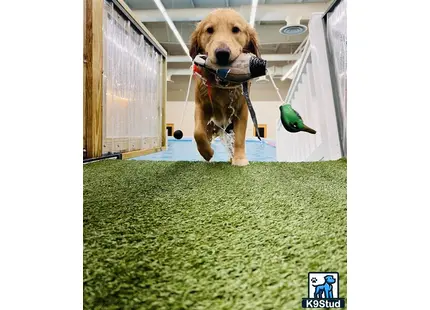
[
  {"left": 232, "top": 26, "right": 240, "bottom": 33},
  {"left": 207, "top": 27, "right": 214, "bottom": 34}
]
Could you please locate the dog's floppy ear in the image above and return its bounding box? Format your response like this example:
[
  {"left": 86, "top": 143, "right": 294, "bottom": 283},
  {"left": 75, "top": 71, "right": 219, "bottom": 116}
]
[
  {"left": 245, "top": 27, "right": 261, "bottom": 57},
  {"left": 189, "top": 22, "right": 203, "bottom": 59}
]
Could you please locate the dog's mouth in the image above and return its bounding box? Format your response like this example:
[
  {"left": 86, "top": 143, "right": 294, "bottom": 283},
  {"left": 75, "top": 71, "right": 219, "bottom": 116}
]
[
  {"left": 210, "top": 57, "right": 230, "bottom": 67},
  {"left": 217, "top": 54, "right": 240, "bottom": 66},
  {"left": 208, "top": 52, "right": 239, "bottom": 67}
]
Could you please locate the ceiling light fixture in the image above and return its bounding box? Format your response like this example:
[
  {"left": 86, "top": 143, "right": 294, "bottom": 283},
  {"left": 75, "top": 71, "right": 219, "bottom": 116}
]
[
  {"left": 153, "top": 0, "right": 192, "bottom": 61},
  {"left": 249, "top": 0, "right": 259, "bottom": 28}
]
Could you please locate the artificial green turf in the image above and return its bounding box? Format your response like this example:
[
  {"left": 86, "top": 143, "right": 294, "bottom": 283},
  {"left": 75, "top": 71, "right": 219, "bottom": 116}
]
[{"left": 84, "top": 159, "right": 347, "bottom": 310}]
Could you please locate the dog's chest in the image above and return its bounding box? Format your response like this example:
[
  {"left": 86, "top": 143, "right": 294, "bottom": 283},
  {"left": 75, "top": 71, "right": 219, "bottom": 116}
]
[{"left": 199, "top": 84, "right": 243, "bottom": 128}]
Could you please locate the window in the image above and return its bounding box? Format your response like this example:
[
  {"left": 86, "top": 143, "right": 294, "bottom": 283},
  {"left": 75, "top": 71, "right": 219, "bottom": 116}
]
[
  {"left": 166, "top": 123, "right": 174, "bottom": 136},
  {"left": 253, "top": 124, "right": 267, "bottom": 138}
]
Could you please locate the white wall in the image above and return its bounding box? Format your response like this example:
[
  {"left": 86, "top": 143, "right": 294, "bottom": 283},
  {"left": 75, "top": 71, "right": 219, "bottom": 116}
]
[
  {"left": 276, "top": 13, "right": 342, "bottom": 162},
  {"left": 326, "top": 0, "right": 347, "bottom": 156},
  {"left": 166, "top": 76, "right": 291, "bottom": 139}
]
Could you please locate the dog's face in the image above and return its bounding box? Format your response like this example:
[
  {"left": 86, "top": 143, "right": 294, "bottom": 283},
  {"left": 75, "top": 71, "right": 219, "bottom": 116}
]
[
  {"left": 324, "top": 275, "right": 336, "bottom": 284},
  {"left": 189, "top": 9, "right": 260, "bottom": 66}
]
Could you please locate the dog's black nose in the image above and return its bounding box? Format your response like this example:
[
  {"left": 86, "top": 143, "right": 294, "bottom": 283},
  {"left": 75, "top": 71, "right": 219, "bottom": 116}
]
[{"left": 215, "top": 47, "right": 231, "bottom": 65}]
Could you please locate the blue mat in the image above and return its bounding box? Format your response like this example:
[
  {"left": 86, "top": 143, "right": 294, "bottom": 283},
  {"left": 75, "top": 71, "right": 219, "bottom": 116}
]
[{"left": 131, "top": 137, "right": 277, "bottom": 162}]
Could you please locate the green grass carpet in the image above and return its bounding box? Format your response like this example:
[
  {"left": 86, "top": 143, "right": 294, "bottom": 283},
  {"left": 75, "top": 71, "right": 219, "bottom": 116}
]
[{"left": 84, "top": 160, "right": 347, "bottom": 310}]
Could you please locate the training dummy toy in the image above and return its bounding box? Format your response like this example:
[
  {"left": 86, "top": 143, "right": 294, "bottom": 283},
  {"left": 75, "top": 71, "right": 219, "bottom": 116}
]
[
  {"left": 193, "top": 53, "right": 267, "bottom": 83},
  {"left": 279, "top": 104, "right": 316, "bottom": 134}
]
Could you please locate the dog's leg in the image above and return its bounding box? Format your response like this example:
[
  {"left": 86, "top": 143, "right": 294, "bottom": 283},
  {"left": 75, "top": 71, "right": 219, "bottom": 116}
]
[
  {"left": 324, "top": 286, "right": 331, "bottom": 299},
  {"left": 314, "top": 288, "right": 320, "bottom": 299},
  {"left": 231, "top": 100, "right": 249, "bottom": 166},
  {"left": 194, "top": 103, "right": 214, "bottom": 162}
]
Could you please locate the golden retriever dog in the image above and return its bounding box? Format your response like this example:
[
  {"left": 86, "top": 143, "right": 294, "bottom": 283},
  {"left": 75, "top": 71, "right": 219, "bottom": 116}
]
[{"left": 189, "top": 9, "right": 260, "bottom": 166}]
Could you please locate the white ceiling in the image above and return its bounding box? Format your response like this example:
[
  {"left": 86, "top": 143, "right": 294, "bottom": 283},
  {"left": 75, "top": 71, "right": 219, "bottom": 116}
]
[
  {"left": 141, "top": 21, "right": 306, "bottom": 56},
  {"left": 125, "top": 0, "right": 331, "bottom": 72},
  {"left": 125, "top": 0, "right": 329, "bottom": 10}
]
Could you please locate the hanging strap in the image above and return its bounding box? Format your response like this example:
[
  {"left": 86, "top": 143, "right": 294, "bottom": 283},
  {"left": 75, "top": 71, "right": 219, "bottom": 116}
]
[
  {"left": 267, "top": 72, "right": 284, "bottom": 102},
  {"left": 178, "top": 72, "right": 193, "bottom": 129},
  {"left": 266, "top": 70, "right": 286, "bottom": 131},
  {"left": 242, "top": 82, "right": 261, "bottom": 141}
]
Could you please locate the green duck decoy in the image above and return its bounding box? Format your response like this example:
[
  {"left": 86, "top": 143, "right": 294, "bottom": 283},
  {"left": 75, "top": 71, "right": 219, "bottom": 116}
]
[{"left": 279, "top": 104, "right": 316, "bottom": 134}]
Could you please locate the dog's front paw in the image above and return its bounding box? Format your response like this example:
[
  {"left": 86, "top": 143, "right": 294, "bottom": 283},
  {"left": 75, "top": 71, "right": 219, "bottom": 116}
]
[
  {"left": 198, "top": 147, "right": 214, "bottom": 162},
  {"left": 232, "top": 157, "right": 249, "bottom": 166}
]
